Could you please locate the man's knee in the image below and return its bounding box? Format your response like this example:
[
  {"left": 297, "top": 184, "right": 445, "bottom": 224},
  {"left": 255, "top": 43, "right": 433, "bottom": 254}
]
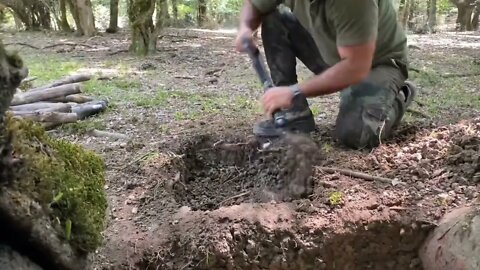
[{"left": 334, "top": 82, "right": 400, "bottom": 149}]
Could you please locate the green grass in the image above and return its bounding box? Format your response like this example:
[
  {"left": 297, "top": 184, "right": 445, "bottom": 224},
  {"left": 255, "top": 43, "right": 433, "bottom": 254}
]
[
  {"left": 22, "top": 55, "right": 83, "bottom": 86},
  {"left": 410, "top": 70, "right": 480, "bottom": 118}
]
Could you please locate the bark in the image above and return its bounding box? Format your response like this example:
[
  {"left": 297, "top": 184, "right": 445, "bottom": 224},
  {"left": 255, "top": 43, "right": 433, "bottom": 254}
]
[
  {"left": 9, "top": 102, "right": 72, "bottom": 113},
  {"left": 127, "top": 0, "right": 160, "bottom": 56},
  {"left": 11, "top": 83, "right": 82, "bottom": 106},
  {"left": 197, "top": 0, "right": 207, "bottom": 27},
  {"left": 59, "top": 0, "right": 71, "bottom": 32},
  {"left": 106, "top": 0, "right": 119, "bottom": 33}
]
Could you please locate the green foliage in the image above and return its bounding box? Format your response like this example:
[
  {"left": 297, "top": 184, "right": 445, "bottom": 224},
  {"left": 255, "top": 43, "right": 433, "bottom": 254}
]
[
  {"left": 328, "top": 191, "right": 343, "bottom": 206},
  {"left": 7, "top": 117, "right": 107, "bottom": 252},
  {"left": 437, "top": 0, "right": 455, "bottom": 14}
]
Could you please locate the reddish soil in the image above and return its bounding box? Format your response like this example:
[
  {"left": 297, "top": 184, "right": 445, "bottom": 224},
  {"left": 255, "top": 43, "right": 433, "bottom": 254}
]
[{"left": 2, "top": 28, "right": 479, "bottom": 269}]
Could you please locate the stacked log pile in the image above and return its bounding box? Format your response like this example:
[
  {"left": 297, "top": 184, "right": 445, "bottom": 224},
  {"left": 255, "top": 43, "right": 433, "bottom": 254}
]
[{"left": 9, "top": 74, "right": 107, "bottom": 129}]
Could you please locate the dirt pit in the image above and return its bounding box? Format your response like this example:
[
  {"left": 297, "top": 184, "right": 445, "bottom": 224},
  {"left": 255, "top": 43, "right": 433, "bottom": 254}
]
[{"left": 170, "top": 133, "right": 324, "bottom": 210}]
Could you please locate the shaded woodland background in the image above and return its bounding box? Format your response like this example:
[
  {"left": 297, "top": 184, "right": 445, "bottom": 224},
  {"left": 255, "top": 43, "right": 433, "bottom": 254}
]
[{"left": 0, "top": 0, "right": 479, "bottom": 55}]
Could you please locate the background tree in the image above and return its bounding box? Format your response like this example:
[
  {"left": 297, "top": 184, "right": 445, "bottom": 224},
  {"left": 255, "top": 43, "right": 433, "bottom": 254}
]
[{"left": 106, "top": 0, "right": 119, "bottom": 33}]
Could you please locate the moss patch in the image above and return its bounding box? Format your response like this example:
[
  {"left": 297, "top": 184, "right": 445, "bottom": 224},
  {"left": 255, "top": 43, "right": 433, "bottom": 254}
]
[{"left": 6, "top": 116, "right": 107, "bottom": 252}]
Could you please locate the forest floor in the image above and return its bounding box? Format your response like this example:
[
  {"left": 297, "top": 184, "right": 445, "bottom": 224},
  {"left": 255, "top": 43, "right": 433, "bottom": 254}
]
[{"left": 3, "top": 28, "right": 480, "bottom": 269}]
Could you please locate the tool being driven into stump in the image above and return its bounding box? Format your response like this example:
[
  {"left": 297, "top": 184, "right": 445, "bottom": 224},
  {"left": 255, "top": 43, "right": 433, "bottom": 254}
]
[{"left": 241, "top": 37, "right": 287, "bottom": 128}]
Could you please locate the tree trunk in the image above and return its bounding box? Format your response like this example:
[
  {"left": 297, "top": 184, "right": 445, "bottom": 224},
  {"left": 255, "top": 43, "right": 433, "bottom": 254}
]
[
  {"left": 0, "top": 41, "right": 28, "bottom": 118},
  {"left": 472, "top": 2, "right": 479, "bottom": 30},
  {"left": 407, "top": 0, "right": 416, "bottom": 30},
  {"left": 197, "top": 0, "right": 207, "bottom": 27},
  {"left": 76, "top": 0, "right": 96, "bottom": 36},
  {"left": 59, "top": 0, "right": 72, "bottom": 32},
  {"left": 66, "top": 0, "right": 96, "bottom": 36},
  {"left": 106, "top": 0, "right": 119, "bottom": 33},
  {"left": 400, "top": 0, "right": 411, "bottom": 29},
  {"left": 427, "top": 0, "right": 437, "bottom": 33},
  {"left": 66, "top": 0, "right": 83, "bottom": 34},
  {"left": 156, "top": 0, "right": 170, "bottom": 27},
  {"left": 171, "top": 0, "right": 178, "bottom": 25},
  {"left": 127, "top": 0, "right": 159, "bottom": 56}
]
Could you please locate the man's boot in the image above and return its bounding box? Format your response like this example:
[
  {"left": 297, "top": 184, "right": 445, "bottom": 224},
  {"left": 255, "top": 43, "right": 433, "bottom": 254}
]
[{"left": 253, "top": 91, "right": 316, "bottom": 138}]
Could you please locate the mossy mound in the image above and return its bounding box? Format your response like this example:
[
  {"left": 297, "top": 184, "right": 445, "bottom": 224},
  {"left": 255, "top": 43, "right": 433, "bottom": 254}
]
[{"left": 5, "top": 115, "right": 107, "bottom": 253}]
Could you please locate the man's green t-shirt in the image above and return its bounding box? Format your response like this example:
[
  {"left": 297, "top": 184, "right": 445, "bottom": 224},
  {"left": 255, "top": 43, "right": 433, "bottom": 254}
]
[{"left": 250, "top": 0, "right": 408, "bottom": 68}]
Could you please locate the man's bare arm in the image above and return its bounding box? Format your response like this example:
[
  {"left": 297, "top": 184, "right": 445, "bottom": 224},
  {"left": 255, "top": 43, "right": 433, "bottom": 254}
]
[
  {"left": 239, "top": 0, "right": 263, "bottom": 30},
  {"left": 298, "top": 40, "right": 376, "bottom": 97}
]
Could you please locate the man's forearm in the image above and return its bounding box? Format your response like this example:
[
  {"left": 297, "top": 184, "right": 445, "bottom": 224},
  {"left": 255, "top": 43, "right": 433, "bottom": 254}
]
[
  {"left": 239, "top": 0, "right": 262, "bottom": 30},
  {"left": 298, "top": 59, "right": 370, "bottom": 97}
]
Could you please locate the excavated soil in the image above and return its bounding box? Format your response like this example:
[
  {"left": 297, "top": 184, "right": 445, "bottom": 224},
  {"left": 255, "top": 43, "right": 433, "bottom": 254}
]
[
  {"left": 3, "top": 29, "right": 479, "bottom": 269},
  {"left": 171, "top": 133, "right": 322, "bottom": 210}
]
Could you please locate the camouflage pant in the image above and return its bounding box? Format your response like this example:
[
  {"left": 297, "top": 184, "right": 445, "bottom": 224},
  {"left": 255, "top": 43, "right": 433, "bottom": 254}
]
[{"left": 261, "top": 7, "right": 409, "bottom": 149}]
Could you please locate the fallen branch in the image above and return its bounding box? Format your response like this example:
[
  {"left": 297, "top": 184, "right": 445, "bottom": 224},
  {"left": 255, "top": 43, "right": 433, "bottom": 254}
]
[
  {"left": 174, "top": 75, "right": 195, "bottom": 79},
  {"left": 4, "top": 42, "right": 41, "bottom": 49},
  {"left": 440, "top": 72, "right": 480, "bottom": 78},
  {"left": 10, "top": 102, "right": 72, "bottom": 113},
  {"left": 22, "top": 76, "right": 38, "bottom": 84},
  {"left": 107, "top": 49, "right": 129, "bottom": 56},
  {"left": 29, "top": 74, "right": 92, "bottom": 92},
  {"left": 316, "top": 166, "right": 395, "bottom": 185},
  {"left": 11, "top": 83, "right": 82, "bottom": 106},
  {"left": 72, "top": 100, "right": 108, "bottom": 120},
  {"left": 88, "top": 129, "right": 128, "bottom": 140},
  {"left": 49, "top": 94, "right": 94, "bottom": 103},
  {"left": 43, "top": 42, "right": 94, "bottom": 49},
  {"left": 12, "top": 111, "right": 78, "bottom": 124}
]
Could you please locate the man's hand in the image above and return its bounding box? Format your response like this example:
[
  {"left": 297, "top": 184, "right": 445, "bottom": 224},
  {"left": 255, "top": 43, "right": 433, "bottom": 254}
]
[
  {"left": 261, "top": 86, "right": 294, "bottom": 116},
  {"left": 234, "top": 27, "right": 255, "bottom": 53},
  {"left": 235, "top": 0, "right": 263, "bottom": 52}
]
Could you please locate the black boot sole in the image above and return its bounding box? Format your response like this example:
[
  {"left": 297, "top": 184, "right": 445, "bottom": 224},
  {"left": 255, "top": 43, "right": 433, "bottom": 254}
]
[{"left": 253, "top": 114, "right": 317, "bottom": 138}]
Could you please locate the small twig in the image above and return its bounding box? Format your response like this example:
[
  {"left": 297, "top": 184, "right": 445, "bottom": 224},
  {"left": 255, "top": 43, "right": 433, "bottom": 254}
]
[
  {"left": 5, "top": 42, "right": 40, "bottom": 49},
  {"left": 407, "top": 108, "right": 430, "bottom": 118},
  {"left": 219, "top": 191, "right": 250, "bottom": 206},
  {"left": 44, "top": 42, "right": 94, "bottom": 49},
  {"left": 174, "top": 75, "right": 195, "bottom": 79},
  {"left": 316, "top": 166, "right": 394, "bottom": 185},
  {"left": 440, "top": 72, "right": 480, "bottom": 78},
  {"left": 108, "top": 49, "right": 129, "bottom": 55},
  {"left": 22, "top": 76, "right": 37, "bottom": 83},
  {"left": 88, "top": 129, "right": 128, "bottom": 140}
]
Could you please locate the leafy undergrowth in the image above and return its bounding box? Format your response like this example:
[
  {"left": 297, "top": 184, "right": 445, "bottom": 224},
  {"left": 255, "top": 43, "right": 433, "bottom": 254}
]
[{"left": 6, "top": 116, "right": 107, "bottom": 252}]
